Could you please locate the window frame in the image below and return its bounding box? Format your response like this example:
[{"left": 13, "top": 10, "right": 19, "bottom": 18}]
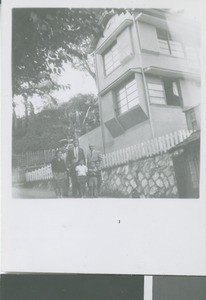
[
  {"left": 156, "top": 27, "right": 184, "bottom": 58},
  {"left": 115, "top": 76, "right": 140, "bottom": 116},
  {"left": 147, "top": 77, "right": 183, "bottom": 107},
  {"left": 103, "top": 41, "right": 121, "bottom": 76}
]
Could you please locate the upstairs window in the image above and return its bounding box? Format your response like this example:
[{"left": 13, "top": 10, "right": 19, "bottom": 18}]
[
  {"left": 163, "top": 80, "right": 180, "bottom": 106},
  {"left": 156, "top": 28, "right": 184, "bottom": 58},
  {"left": 148, "top": 77, "right": 182, "bottom": 107},
  {"left": 116, "top": 77, "right": 139, "bottom": 114},
  {"left": 147, "top": 82, "right": 165, "bottom": 105},
  {"left": 103, "top": 42, "right": 120, "bottom": 76},
  {"left": 185, "top": 107, "right": 199, "bottom": 131}
]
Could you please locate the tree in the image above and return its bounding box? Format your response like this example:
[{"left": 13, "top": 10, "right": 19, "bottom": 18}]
[
  {"left": 12, "top": 8, "right": 131, "bottom": 95},
  {"left": 12, "top": 8, "right": 131, "bottom": 129},
  {"left": 13, "top": 8, "right": 105, "bottom": 96},
  {"left": 12, "top": 93, "right": 99, "bottom": 153}
]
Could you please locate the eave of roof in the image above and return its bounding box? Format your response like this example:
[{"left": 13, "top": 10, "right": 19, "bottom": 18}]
[{"left": 169, "top": 130, "right": 200, "bottom": 152}]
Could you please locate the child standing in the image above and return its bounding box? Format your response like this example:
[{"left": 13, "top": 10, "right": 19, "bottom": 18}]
[
  {"left": 88, "top": 161, "right": 98, "bottom": 198},
  {"left": 75, "top": 159, "right": 88, "bottom": 198}
]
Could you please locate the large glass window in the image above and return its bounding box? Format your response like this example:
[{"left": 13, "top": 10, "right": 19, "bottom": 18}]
[
  {"left": 116, "top": 78, "right": 139, "bottom": 114},
  {"left": 103, "top": 42, "right": 120, "bottom": 76},
  {"left": 156, "top": 28, "right": 184, "bottom": 58}
]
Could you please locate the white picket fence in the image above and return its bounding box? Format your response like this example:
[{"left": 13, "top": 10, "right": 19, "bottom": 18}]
[
  {"left": 102, "top": 129, "right": 193, "bottom": 168},
  {"left": 26, "top": 164, "right": 53, "bottom": 182},
  {"left": 25, "top": 129, "right": 192, "bottom": 182}
]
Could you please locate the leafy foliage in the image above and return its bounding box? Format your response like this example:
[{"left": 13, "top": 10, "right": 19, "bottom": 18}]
[
  {"left": 13, "top": 93, "right": 99, "bottom": 153},
  {"left": 13, "top": 8, "right": 102, "bottom": 97},
  {"left": 12, "top": 8, "right": 131, "bottom": 97}
]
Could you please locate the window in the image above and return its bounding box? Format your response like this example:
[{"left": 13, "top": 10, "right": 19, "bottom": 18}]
[
  {"left": 116, "top": 78, "right": 139, "bottom": 114},
  {"left": 156, "top": 28, "right": 184, "bottom": 58},
  {"left": 147, "top": 82, "right": 165, "bottom": 105},
  {"left": 103, "top": 42, "right": 120, "bottom": 76},
  {"left": 147, "top": 77, "right": 182, "bottom": 106},
  {"left": 190, "top": 110, "right": 198, "bottom": 131},
  {"left": 164, "top": 79, "right": 181, "bottom": 106}
]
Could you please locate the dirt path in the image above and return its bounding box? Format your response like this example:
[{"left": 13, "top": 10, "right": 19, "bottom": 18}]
[{"left": 12, "top": 185, "right": 57, "bottom": 198}]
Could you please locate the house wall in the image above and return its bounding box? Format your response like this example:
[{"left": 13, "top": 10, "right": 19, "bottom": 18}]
[
  {"left": 101, "top": 153, "right": 178, "bottom": 198},
  {"left": 150, "top": 105, "right": 188, "bottom": 136},
  {"left": 79, "top": 126, "right": 104, "bottom": 154},
  {"left": 103, "top": 120, "right": 153, "bottom": 153},
  {"left": 153, "top": 276, "right": 206, "bottom": 300},
  {"left": 180, "top": 78, "right": 201, "bottom": 107}
]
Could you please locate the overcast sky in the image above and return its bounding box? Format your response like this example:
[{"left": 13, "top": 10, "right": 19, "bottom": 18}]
[{"left": 14, "top": 63, "right": 97, "bottom": 117}]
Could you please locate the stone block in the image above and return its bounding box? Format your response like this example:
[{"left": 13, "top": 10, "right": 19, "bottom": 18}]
[
  {"left": 130, "top": 179, "right": 137, "bottom": 189},
  {"left": 149, "top": 179, "right": 155, "bottom": 187},
  {"left": 144, "top": 186, "right": 149, "bottom": 195},
  {"left": 143, "top": 161, "right": 150, "bottom": 173},
  {"left": 169, "top": 175, "right": 175, "bottom": 186},
  {"left": 125, "top": 180, "right": 129, "bottom": 187},
  {"left": 127, "top": 186, "right": 132, "bottom": 194},
  {"left": 145, "top": 172, "right": 150, "bottom": 179},
  {"left": 158, "top": 159, "right": 167, "bottom": 167},
  {"left": 116, "top": 167, "right": 121, "bottom": 174},
  {"left": 163, "top": 178, "right": 169, "bottom": 189},
  {"left": 152, "top": 172, "right": 159, "bottom": 181},
  {"left": 172, "top": 186, "right": 178, "bottom": 195},
  {"left": 149, "top": 186, "right": 158, "bottom": 195},
  {"left": 164, "top": 168, "right": 171, "bottom": 177},
  {"left": 142, "top": 178, "right": 147, "bottom": 188},
  {"left": 140, "top": 194, "right": 145, "bottom": 198},
  {"left": 166, "top": 190, "right": 171, "bottom": 196},
  {"left": 138, "top": 172, "right": 144, "bottom": 181},
  {"left": 115, "top": 177, "right": 121, "bottom": 187},
  {"left": 124, "top": 165, "right": 129, "bottom": 175},
  {"left": 156, "top": 179, "right": 164, "bottom": 188},
  {"left": 137, "top": 186, "right": 142, "bottom": 193},
  {"left": 127, "top": 174, "right": 133, "bottom": 180}
]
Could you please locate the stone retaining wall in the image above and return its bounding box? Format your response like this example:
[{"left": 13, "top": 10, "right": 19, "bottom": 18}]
[{"left": 101, "top": 153, "right": 178, "bottom": 198}]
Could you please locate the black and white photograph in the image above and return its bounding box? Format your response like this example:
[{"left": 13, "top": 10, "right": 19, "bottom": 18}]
[
  {"left": 11, "top": 6, "right": 201, "bottom": 199},
  {"left": 1, "top": 0, "right": 206, "bottom": 279}
]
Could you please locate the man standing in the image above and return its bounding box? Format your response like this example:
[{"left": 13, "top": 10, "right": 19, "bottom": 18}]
[
  {"left": 86, "top": 144, "right": 102, "bottom": 165},
  {"left": 66, "top": 139, "right": 85, "bottom": 197}
]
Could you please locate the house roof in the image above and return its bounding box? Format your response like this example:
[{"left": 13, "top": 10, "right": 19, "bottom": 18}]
[
  {"left": 88, "top": 9, "right": 171, "bottom": 54},
  {"left": 169, "top": 130, "right": 200, "bottom": 152}
]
